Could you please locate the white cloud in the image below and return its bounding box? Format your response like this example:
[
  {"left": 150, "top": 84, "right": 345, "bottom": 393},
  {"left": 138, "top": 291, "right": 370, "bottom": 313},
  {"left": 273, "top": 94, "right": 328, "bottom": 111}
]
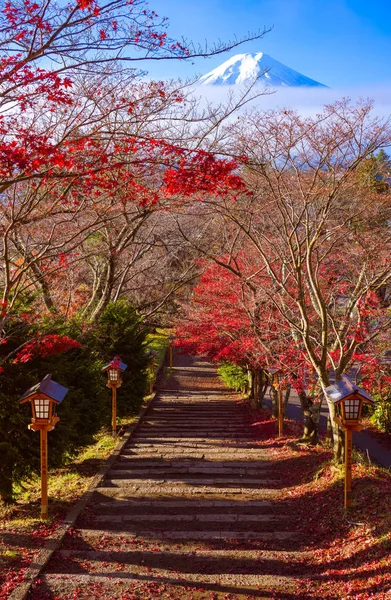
[{"left": 191, "top": 83, "right": 391, "bottom": 119}]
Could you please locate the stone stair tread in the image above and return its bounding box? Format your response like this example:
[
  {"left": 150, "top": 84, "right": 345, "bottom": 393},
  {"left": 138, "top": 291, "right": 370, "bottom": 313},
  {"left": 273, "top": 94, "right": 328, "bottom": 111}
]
[
  {"left": 103, "top": 477, "right": 279, "bottom": 486},
  {"left": 93, "top": 514, "right": 290, "bottom": 523},
  {"left": 77, "top": 527, "right": 297, "bottom": 540},
  {"left": 111, "top": 466, "right": 271, "bottom": 475},
  {"left": 114, "top": 459, "right": 273, "bottom": 467},
  {"left": 91, "top": 499, "right": 273, "bottom": 508},
  {"left": 95, "top": 485, "right": 278, "bottom": 496},
  {"left": 39, "top": 571, "right": 296, "bottom": 590}
]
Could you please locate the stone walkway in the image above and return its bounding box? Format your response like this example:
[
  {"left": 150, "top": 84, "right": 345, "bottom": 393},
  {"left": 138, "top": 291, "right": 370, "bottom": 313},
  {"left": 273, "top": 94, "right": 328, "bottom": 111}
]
[{"left": 29, "top": 354, "right": 305, "bottom": 599}]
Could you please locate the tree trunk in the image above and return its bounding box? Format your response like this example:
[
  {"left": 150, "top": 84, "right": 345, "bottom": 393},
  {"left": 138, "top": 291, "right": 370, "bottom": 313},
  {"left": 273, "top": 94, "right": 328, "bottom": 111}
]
[
  {"left": 257, "top": 369, "right": 268, "bottom": 409},
  {"left": 13, "top": 234, "right": 57, "bottom": 314},
  {"left": 325, "top": 397, "right": 344, "bottom": 462},
  {"left": 252, "top": 369, "right": 259, "bottom": 407},
  {"left": 247, "top": 368, "right": 254, "bottom": 399},
  {"left": 283, "top": 385, "right": 291, "bottom": 415},
  {"left": 89, "top": 258, "right": 115, "bottom": 321},
  {"left": 297, "top": 392, "right": 321, "bottom": 445},
  {"left": 0, "top": 443, "right": 17, "bottom": 503}
]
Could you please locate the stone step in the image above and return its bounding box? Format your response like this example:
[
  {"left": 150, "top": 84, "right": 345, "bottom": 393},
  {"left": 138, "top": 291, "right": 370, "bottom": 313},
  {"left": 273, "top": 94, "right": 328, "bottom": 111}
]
[
  {"left": 145, "top": 417, "right": 242, "bottom": 421},
  {"left": 106, "top": 470, "right": 279, "bottom": 487},
  {"left": 124, "top": 445, "right": 268, "bottom": 451},
  {"left": 130, "top": 436, "right": 257, "bottom": 442},
  {"left": 56, "top": 547, "right": 307, "bottom": 560},
  {"left": 147, "top": 409, "right": 241, "bottom": 413},
  {"left": 114, "top": 459, "right": 273, "bottom": 468},
  {"left": 111, "top": 466, "right": 271, "bottom": 475},
  {"left": 95, "top": 485, "right": 278, "bottom": 496},
  {"left": 133, "top": 434, "right": 256, "bottom": 439},
  {"left": 149, "top": 404, "right": 239, "bottom": 408},
  {"left": 124, "top": 445, "right": 265, "bottom": 452},
  {"left": 150, "top": 411, "right": 240, "bottom": 414},
  {"left": 92, "top": 514, "right": 290, "bottom": 523},
  {"left": 38, "top": 570, "right": 296, "bottom": 592},
  {"left": 122, "top": 450, "right": 270, "bottom": 459},
  {"left": 139, "top": 426, "right": 252, "bottom": 431},
  {"left": 76, "top": 527, "right": 296, "bottom": 541},
  {"left": 92, "top": 499, "right": 274, "bottom": 510},
  {"left": 137, "top": 431, "right": 253, "bottom": 437},
  {"left": 151, "top": 401, "right": 237, "bottom": 405},
  {"left": 145, "top": 416, "right": 245, "bottom": 420}
]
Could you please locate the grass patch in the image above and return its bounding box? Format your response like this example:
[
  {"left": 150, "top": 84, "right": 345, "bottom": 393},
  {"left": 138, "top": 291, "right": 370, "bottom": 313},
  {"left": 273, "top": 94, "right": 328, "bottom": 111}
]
[
  {"left": 1, "top": 426, "right": 122, "bottom": 524},
  {"left": 145, "top": 328, "right": 170, "bottom": 390},
  {"left": 147, "top": 328, "right": 170, "bottom": 362}
]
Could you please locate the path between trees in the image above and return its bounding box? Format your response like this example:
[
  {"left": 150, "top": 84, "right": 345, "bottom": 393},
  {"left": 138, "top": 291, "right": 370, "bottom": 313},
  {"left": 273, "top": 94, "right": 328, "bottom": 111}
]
[{"left": 27, "top": 354, "right": 310, "bottom": 599}]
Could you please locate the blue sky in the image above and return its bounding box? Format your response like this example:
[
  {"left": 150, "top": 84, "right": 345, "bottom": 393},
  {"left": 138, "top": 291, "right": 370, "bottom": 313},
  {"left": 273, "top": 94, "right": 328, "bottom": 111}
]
[{"left": 144, "top": 0, "right": 391, "bottom": 88}]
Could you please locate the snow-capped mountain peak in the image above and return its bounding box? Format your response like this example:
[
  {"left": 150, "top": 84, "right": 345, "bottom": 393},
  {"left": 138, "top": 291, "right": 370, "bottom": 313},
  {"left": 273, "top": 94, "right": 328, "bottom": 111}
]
[{"left": 198, "top": 53, "right": 327, "bottom": 88}]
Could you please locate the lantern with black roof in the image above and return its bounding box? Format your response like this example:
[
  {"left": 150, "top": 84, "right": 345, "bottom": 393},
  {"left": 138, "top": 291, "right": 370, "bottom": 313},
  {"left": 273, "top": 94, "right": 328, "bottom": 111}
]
[
  {"left": 325, "top": 375, "right": 375, "bottom": 508},
  {"left": 19, "top": 375, "right": 68, "bottom": 519}
]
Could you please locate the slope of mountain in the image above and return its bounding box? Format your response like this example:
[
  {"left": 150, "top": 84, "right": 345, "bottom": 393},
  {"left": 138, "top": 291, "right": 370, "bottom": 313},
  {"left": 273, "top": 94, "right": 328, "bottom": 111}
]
[{"left": 198, "top": 52, "right": 327, "bottom": 87}]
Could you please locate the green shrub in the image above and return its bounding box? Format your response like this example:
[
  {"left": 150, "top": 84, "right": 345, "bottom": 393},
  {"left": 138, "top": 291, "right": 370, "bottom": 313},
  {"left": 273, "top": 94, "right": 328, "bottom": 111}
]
[
  {"left": 0, "top": 299, "right": 150, "bottom": 501},
  {"left": 369, "top": 396, "right": 391, "bottom": 433},
  {"left": 217, "top": 362, "right": 248, "bottom": 392},
  {"left": 93, "top": 300, "right": 150, "bottom": 417}
]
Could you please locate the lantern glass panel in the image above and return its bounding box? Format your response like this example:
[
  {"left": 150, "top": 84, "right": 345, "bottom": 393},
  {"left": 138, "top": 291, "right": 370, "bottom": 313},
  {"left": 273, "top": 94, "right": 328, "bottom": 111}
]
[
  {"left": 344, "top": 398, "right": 361, "bottom": 420},
  {"left": 109, "top": 369, "right": 119, "bottom": 382},
  {"left": 34, "top": 397, "right": 50, "bottom": 420}
]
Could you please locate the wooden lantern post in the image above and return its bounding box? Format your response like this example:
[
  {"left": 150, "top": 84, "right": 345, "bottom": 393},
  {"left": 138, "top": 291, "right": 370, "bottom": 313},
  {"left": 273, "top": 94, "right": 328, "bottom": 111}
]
[
  {"left": 102, "top": 357, "right": 127, "bottom": 437},
  {"left": 169, "top": 333, "right": 175, "bottom": 369},
  {"left": 19, "top": 375, "right": 68, "bottom": 519},
  {"left": 325, "top": 375, "right": 375, "bottom": 509},
  {"left": 270, "top": 368, "right": 284, "bottom": 437},
  {"left": 145, "top": 350, "right": 158, "bottom": 395}
]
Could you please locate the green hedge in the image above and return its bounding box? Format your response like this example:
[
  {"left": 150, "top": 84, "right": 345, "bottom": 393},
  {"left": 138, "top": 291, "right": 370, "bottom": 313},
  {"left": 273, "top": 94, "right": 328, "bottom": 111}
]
[
  {"left": 217, "top": 362, "right": 248, "bottom": 393},
  {"left": 0, "top": 299, "right": 150, "bottom": 502}
]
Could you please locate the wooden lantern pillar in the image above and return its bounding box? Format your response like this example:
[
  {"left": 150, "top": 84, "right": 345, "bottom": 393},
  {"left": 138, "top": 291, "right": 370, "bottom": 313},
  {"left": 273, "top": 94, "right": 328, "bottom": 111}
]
[
  {"left": 169, "top": 333, "right": 175, "bottom": 369},
  {"left": 270, "top": 368, "right": 284, "bottom": 437},
  {"left": 145, "top": 350, "right": 158, "bottom": 395}
]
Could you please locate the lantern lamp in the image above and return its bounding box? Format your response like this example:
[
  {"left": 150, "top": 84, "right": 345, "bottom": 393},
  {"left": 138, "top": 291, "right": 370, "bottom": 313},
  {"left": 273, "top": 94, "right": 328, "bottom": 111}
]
[
  {"left": 33, "top": 397, "right": 51, "bottom": 420},
  {"left": 102, "top": 357, "right": 127, "bottom": 437},
  {"left": 19, "top": 375, "right": 68, "bottom": 519},
  {"left": 102, "top": 357, "right": 127, "bottom": 388},
  {"left": 269, "top": 367, "right": 282, "bottom": 389},
  {"left": 325, "top": 375, "right": 375, "bottom": 431},
  {"left": 19, "top": 374, "right": 68, "bottom": 431},
  {"left": 325, "top": 375, "right": 375, "bottom": 508}
]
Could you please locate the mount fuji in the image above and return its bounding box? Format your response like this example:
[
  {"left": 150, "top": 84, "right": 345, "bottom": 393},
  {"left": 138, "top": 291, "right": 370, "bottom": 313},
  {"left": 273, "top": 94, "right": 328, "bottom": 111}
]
[{"left": 198, "top": 52, "right": 327, "bottom": 88}]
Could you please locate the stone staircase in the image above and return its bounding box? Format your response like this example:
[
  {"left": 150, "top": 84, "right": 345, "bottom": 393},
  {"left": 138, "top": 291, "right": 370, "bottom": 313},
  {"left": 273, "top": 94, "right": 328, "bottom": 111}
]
[{"left": 28, "top": 355, "right": 303, "bottom": 599}]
